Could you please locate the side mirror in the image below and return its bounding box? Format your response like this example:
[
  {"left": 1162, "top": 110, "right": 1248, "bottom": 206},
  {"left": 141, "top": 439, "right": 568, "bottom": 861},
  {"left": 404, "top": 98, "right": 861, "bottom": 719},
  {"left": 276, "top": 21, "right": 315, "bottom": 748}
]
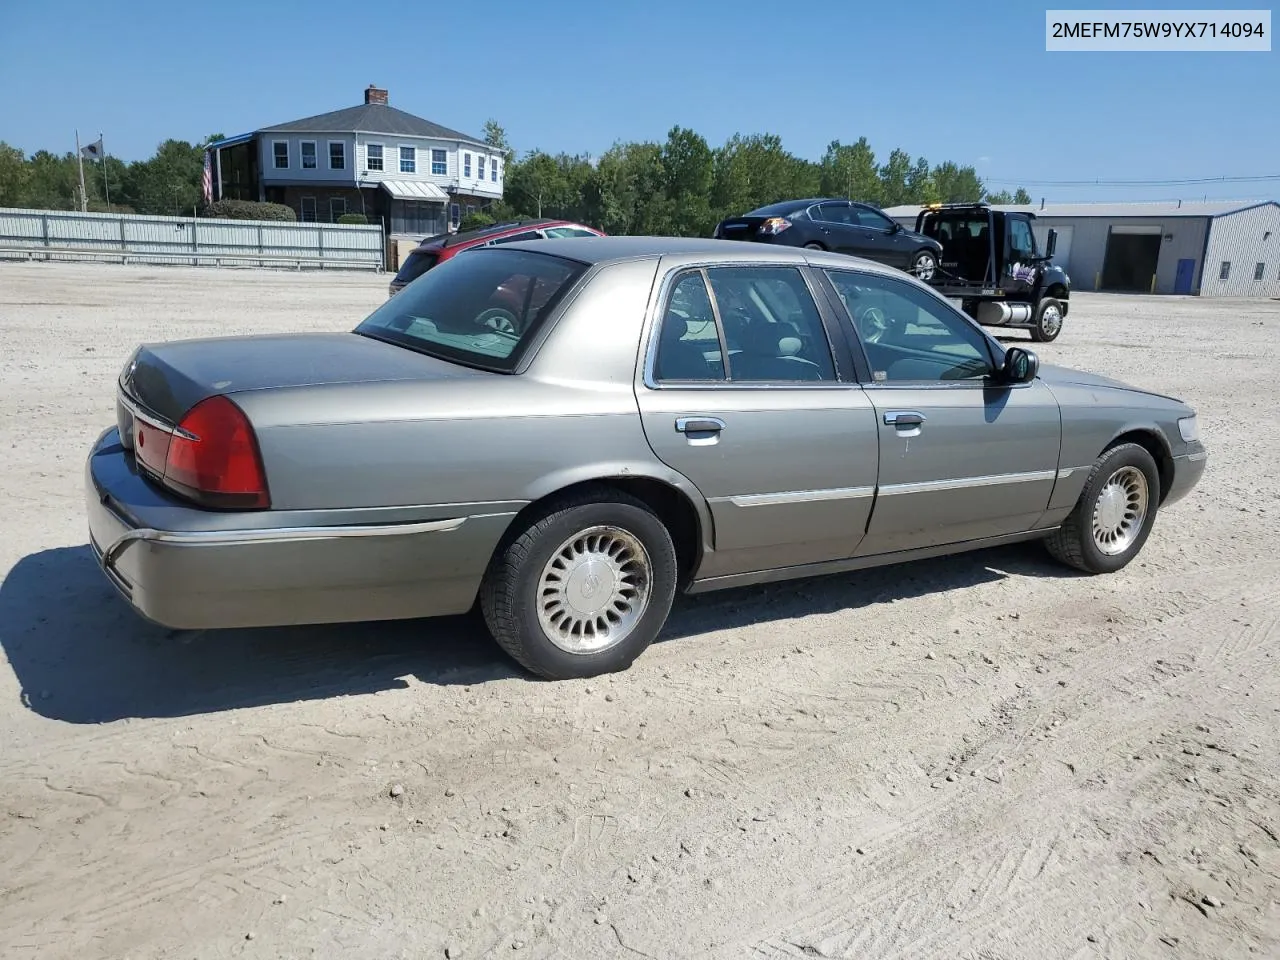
[
  {"left": 1002, "top": 346, "right": 1039, "bottom": 384},
  {"left": 1045, "top": 229, "right": 1057, "bottom": 258},
  {"left": 888, "top": 222, "right": 901, "bottom": 234}
]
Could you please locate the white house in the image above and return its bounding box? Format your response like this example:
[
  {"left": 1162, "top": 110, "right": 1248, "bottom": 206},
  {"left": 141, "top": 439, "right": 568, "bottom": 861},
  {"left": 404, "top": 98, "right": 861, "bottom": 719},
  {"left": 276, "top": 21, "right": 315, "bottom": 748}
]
[{"left": 207, "top": 85, "right": 505, "bottom": 238}]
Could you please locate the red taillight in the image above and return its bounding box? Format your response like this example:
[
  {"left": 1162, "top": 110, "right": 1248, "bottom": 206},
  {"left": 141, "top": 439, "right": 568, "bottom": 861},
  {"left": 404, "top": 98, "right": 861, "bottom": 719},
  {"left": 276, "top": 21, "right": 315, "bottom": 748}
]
[
  {"left": 759, "top": 217, "right": 793, "bottom": 236},
  {"left": 163, "top": 395, "right": 270, "bottom": 509}
]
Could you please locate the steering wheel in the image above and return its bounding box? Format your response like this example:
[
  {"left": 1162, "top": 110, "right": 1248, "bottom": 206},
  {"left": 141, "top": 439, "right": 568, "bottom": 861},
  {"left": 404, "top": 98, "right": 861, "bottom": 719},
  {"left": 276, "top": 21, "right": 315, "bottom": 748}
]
[
  {"left": 476, "top": 307, "right": 519, "bottom": 335},
  {"left": 856, "top": 305, "right": 891, "bottom": 344}
]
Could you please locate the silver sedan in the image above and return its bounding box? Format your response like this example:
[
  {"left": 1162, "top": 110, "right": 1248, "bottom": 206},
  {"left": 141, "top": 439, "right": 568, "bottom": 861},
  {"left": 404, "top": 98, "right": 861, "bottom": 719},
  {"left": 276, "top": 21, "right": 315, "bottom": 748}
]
[{"left": 85, "top": 237, "right": 1207, "bottom": 679}]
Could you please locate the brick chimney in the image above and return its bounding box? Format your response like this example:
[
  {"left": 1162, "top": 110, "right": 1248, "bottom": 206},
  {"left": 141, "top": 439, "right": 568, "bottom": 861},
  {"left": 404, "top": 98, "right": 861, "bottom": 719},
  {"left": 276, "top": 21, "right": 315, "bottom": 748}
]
[{"left": 364, "top": 84, "right": 388, "bottom": 105}]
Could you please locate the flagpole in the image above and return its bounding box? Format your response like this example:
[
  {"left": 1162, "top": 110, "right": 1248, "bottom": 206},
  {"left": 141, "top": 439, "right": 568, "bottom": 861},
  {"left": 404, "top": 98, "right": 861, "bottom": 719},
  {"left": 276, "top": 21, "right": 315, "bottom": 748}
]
[
  {"left": 99, "top": 132, "right": 111, "bottom": 213},
  {"left": 75, "top": 129, "right": 88, "bottom": 212}
]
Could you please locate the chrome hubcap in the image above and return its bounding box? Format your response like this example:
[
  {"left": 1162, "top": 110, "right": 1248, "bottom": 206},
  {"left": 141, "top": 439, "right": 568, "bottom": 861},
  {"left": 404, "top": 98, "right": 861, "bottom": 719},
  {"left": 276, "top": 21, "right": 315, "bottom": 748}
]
[
  {"left": 1091, "top": 466, "right": 1148, "bottom": 555},
  {"left": 536, "top": 525, "right": 652, "bottom": 654},
  {"left": 1041, "top": 305, "right": 1062, "bottom": 336},
  {"left": 914, "top": 255, "right": 936, "bottom": 280}
]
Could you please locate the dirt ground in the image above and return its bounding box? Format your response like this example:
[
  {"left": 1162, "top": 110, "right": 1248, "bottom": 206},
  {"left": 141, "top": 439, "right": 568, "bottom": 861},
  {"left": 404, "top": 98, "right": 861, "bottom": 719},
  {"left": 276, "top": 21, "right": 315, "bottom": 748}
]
[{"left": 1, "top": 261, "right": 1277, "bottom": 960}]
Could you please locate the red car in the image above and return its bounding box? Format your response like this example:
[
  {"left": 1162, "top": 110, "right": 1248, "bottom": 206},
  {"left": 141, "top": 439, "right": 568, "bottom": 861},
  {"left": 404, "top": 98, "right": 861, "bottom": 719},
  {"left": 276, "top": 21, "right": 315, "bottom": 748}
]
[{"left": 388, "top": 218, "right": 604, "bottom": 297}]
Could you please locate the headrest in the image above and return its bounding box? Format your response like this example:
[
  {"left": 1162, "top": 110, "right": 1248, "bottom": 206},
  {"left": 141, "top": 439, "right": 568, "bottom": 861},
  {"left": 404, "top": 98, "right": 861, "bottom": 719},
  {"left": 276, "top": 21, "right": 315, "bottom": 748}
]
[
  {"left": 661, "top": 314, "right": 691, "bottom": 341},
  {"left": 777, "top": 336, "right": 803, "bottom": 357}
]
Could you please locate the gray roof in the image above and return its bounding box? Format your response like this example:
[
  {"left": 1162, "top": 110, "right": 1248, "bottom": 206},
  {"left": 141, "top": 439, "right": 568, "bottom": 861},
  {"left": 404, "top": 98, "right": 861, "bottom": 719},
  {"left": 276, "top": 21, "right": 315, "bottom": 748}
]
[
  {"left": 259, "top": 102, "right": 486, "bottom": 146},
  {"left": 883, "top": 200, "right": 1279, "bottom": 220},
  {"left": 494, "top": 235, "right": 903, "bottom": 276}
]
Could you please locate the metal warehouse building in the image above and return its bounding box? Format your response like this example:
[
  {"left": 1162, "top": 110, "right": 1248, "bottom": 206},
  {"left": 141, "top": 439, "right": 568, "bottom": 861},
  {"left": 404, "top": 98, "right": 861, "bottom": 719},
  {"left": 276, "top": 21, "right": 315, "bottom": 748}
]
[{"left": 884, "top": 200, "right": 1280, "bottom": 298}]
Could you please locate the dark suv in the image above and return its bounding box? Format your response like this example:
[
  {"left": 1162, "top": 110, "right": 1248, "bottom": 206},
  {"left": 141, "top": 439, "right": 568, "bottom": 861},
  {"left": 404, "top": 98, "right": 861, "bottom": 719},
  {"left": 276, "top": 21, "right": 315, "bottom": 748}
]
[
  {"left": 713, "top": 198, "right": 944, "bottom": 280},
  {"left": 388, "top": 218, "right": 604, "bottom": 296}
]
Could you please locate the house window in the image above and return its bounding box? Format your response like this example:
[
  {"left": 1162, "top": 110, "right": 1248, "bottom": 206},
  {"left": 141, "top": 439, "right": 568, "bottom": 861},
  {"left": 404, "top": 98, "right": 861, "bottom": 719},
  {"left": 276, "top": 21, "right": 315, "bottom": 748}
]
[
  {"left": 1219, "top": 261, "right": 1231, "bottom": 280},
  {"left": 1254, "top": 262, "right": 1266, "bottom": 281},
  {"left": 450, "top": 203, "right": 460, "bottom": 226},
  {"left": 491, "top": 161, "right": 498, "bottom": 182},
  {"left": 273, "top": 141, "right": 289, "bottom": 169},
  {"left": 300, "top": 196, "right": 316, "bottom": 222},
  {"left": 431, "top": 149, "right": 446, "bottom": 175},
  {"left": 300, "top": 141, "right": 317, "bottom": 169},
  {"left": 464, "top": 153, "right": 472, "bottom": 178},
  {"left": 329, "top": 197, "right": 346, "bottom": 222},
  {"left": 366, "top": 143, "right": 383, "bottom": 172},
  {"left": 400, "top": 146, "right": 416, "bottom": 174},
  {"left": 478, "top": 156, "right": 486, "bottom": 181},
  {"left": 329, "top": 142, "right": 345, "bottom": 170},
  {"left": 466, "top": 204, "right": 476, "bottom": 217}
]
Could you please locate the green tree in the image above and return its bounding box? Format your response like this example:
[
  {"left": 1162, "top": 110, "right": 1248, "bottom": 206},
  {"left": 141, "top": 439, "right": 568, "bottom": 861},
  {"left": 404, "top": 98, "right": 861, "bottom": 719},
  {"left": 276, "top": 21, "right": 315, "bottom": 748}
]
[
  {"left": 660, "top": 126, "right": 714, "bottom": 236},
  {"left": 1013, "top": 187, "right": 1032, "bottom": 204},
  {"left": 906, "top": 156, "right": 938, "bottom": 204},
  {"left": 985, "top": 189, "right": 1014, "bottom": 204},
  {"left": 0, "top": 142, "right": 31, "bottom": 207},
  {"left": 877, "top": 148, "right": 913, "bottom": 207},
  {"left": 820, "top": 138, "right": 880, "bottom": 203},
  {"left": 483, "top": 120, "right": 515, "bottom": 166},
  {"left": 931, "top": 161, "right": 984, "bottom": 203}
]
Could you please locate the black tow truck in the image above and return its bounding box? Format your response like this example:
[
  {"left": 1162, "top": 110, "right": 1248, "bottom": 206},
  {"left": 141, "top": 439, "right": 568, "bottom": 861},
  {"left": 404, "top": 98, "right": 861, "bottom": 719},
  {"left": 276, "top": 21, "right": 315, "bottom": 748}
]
[{"left": 913, "top": 202, "right": 1071, "bottom": 342}]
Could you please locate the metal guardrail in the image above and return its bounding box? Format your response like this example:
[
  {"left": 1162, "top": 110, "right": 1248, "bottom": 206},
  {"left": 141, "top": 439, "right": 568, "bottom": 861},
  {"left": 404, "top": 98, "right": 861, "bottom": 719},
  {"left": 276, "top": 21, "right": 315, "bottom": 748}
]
[
  {"left": 0, "top": 246, "right": 382, "bottom": 271},
  {"left": 0, "top": 207, "right": 385, "bottom": 272}
]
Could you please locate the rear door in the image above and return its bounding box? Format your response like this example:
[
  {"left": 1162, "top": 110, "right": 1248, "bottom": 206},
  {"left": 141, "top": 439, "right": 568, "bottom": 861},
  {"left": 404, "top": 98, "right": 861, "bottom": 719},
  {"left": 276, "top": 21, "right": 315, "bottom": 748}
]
[
  {"left": 820, "top": 267, "right": 1062, "bottom": 555},
  {"left": 635, "top": 261, "right": 880, "bottom": 579}
]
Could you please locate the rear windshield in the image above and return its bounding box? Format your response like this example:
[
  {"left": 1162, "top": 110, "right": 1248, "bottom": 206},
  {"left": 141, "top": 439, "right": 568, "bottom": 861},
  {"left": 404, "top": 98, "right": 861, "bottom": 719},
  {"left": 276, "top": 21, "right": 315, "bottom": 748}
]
[
  {"left": 356, "top": 248, "right": 587, "bottom": 372},
  {"left": 393, "top": 249, "right": 440, "bottom": 285}
]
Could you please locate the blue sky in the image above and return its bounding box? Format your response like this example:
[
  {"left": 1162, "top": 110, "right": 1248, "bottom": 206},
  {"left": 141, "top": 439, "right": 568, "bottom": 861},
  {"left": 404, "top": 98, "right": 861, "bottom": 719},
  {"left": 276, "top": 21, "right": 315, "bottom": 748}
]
[{"left": 1, "top": 0, "right": 1275, "bottom": 202}]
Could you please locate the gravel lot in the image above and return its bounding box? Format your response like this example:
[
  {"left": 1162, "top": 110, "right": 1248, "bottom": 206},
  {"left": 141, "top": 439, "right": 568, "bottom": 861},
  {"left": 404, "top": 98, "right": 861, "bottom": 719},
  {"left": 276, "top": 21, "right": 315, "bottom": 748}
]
[{"left": 1, "top": 261, "right": 1278, "bottom": 960}]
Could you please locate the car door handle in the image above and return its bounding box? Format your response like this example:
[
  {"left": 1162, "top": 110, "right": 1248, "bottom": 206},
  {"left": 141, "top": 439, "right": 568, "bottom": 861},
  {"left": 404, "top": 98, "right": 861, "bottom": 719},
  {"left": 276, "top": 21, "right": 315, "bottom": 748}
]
[
  {"left": 883, "top": 411, "right": 926, "bottom": 427},
  {"left": 675, "top": 417, "right": 725, "bottom": 434}
]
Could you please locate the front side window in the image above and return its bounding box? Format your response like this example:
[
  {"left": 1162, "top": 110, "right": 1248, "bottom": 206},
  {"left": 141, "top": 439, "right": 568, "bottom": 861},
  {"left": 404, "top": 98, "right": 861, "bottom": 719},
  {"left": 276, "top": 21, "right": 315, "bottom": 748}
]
[
  {"left": 826, "top": 269, "right": 994, "bottom": 383},
  {"left": 329, "top": 141, "right": 346, "bottom": 170},
  {"left": 400, "top": 146, "right": 416, "bottom": 174},
  {"left": 653, "top": 267, "right": 837, "bottom": 384},
  {"left": 355, "top": 249, "right": 586, "bottom": 372},
  {"left": 300, "top": 141, "right": 317, "bottom": 169},
  {"left": 1008, "top": 218, "right": 1036, "bottom": 261},
  {"left": 366, "top": 143, "right": 384, "bottom": 171},
  {"left": 272, "top": 141, "right": 289, "bottom": 169},
  {"left": 489, "top": 230, "right": 541, "bottom": 245},
  {"left": 543, "top": 226, "right": 600, "bottom": 238},
  {"left": 432, "top": 149, "right": 447, "bottom": 175},
  {"left": 853, "top": 204, "right": 895, "bottom": 231}
]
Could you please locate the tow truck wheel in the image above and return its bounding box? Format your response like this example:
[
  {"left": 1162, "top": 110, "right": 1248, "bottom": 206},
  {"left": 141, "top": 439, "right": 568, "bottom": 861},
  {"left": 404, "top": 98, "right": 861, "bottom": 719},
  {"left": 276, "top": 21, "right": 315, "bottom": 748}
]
[
  {"left": 1030, "top": 297, "right": 1065, "bottom": 343},
  {"left": 909, "top": 250, "right": 938, "bottom": 281}
]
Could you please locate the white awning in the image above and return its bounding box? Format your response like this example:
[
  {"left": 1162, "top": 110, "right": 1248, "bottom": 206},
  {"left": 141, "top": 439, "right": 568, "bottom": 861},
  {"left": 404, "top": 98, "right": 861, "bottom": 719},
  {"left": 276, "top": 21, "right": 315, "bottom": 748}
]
[{"left": 379, "top": 180, "right": 449, "bottom": 202}]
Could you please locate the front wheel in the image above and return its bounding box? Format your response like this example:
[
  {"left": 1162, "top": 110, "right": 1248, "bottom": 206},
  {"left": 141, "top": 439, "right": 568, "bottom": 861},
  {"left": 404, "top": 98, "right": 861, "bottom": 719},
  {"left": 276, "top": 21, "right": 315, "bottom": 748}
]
[
  {"left": 909, "top": 249, "right": 938, "bottom": 281},
  {"left": 1030, "top": 297, "right": 1065, "bottom": 342},
  {"left": 1044, "top": 443, "right": 1161, "bottom": 574},
  {"left": 479, "top": 488, "right": 678, "bottom": 679}
]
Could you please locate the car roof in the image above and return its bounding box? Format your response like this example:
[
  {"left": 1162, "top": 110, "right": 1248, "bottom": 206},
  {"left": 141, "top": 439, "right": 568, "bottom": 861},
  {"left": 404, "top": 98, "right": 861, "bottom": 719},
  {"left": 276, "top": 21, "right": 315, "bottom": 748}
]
[
  {"left": 415, "top": 218, "right": 586, "bottom": 253},
  {"left": 745, "top": 198, "right": 828, "bottom": 216},
  {"left": 486, "top": 235, "right": 911, "bottom": 279}
]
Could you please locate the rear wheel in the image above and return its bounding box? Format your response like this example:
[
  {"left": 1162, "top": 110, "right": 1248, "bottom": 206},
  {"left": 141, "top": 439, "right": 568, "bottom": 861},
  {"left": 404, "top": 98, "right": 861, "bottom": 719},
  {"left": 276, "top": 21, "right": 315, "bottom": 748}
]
[
  {"left": 909, "top": 249, "right": 938, "bottom": 281},
  {"left": 803, "top": 242, "right": 826, "bottom": 250},
  {"left": 479, "top": 488, "right": 678, "bottom": 679},
  {"left": 1030, "top": 297, "right": 1065, "bottom": 342},
  {"left": 1044, "top": 443, "right": 1160, "bottom": 574}
]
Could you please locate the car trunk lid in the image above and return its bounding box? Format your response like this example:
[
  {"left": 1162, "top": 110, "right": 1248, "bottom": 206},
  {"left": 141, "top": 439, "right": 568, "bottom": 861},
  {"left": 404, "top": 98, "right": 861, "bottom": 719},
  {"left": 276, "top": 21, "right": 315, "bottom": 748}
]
[
  {"left": 118, "top": 331, "right": 485, "bottom": 433},
  {"left": 714, "top": 216, "right": 769, "bottom": 240}
]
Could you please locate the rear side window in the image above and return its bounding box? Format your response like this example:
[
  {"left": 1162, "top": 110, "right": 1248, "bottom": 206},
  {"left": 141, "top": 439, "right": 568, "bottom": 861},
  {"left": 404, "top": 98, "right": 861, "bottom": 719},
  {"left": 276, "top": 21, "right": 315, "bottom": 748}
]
[
  {"left": 488, "top": 230, "right": 543, "bottom": 245},
  {"left": 357, "top": 249, "right": 586, "bottom": 372},
  {"left": 394, "top": 250, "right": 440, "bottom": 285},
  {"left": 543, "top": 226, "right": 600, "bottom": 238}
]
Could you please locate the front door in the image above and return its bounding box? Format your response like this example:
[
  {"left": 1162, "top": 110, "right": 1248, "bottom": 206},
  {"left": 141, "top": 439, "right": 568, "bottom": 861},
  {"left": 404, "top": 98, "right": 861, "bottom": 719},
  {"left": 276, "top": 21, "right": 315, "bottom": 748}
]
[
  {"left": 822, "top": 267, "right": 1062, "bottom": 556},
  {"left": 810, "top": 201, "right": 863, "bottom": 255},
  {"left": 635, "top": 263, "right": 880, "bottom": 578},
  {"left": 851, "top": 203, "right": 910, "bottom": 266}
]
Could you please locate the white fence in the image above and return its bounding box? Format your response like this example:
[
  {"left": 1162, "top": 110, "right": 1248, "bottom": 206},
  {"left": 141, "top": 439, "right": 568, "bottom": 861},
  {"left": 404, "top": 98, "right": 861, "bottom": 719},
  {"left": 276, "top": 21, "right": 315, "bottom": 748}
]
[{"left": 0, "top": 207, "right": 385, "bottom": 271}]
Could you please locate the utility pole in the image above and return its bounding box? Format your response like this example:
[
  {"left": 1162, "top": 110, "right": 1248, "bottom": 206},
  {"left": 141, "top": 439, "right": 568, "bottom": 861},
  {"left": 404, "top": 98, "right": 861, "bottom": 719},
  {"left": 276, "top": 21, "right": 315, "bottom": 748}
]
[
  {"left": 100, "top": 132, "right": 111, "bottom": 212},
  {"left": 75, "top": 129, "right": 89, "bottom": 212}
]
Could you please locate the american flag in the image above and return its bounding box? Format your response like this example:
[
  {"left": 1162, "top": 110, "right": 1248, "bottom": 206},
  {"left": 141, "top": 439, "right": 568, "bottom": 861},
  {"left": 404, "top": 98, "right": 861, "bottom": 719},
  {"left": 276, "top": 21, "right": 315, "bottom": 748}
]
[{"left": 201, "top": 150, "right": 213, "bottom": 204}]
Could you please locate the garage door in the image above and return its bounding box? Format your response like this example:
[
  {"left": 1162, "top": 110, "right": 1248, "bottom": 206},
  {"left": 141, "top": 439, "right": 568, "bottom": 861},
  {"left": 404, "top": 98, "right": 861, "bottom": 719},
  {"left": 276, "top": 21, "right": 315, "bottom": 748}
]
[{"left": 1033, "top": 223, "right": 1072, "bottom": 270}]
